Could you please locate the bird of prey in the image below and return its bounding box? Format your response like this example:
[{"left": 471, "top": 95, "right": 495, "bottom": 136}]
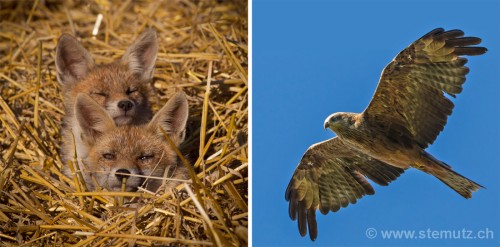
[{"left": 285, "top": 28, "right": 487, "bottom": 241}]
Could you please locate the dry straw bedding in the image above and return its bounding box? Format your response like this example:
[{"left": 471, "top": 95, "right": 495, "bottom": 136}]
[{"left": 0, "top": 0, "right": 248, "bottom": 246}]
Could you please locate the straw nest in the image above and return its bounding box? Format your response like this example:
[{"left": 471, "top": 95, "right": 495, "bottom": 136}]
[{"left": 0, "top": 0, "right": 248, "bottom": 246}]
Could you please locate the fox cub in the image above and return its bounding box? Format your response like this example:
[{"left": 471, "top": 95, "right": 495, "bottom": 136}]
[
  {"left": 56, "top": 30, "right": 158, "bottom": 182},
  {"left": 71, "top": 92, "right": 189, "bottom": 192}
]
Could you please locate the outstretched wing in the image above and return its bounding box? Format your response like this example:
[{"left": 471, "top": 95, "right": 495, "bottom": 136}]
[
  {"left": 285, "top": 137, "right": 405, "bottom": 241},
  {"left": 363, "top": 28, "right": 487, "bottom": 149}
]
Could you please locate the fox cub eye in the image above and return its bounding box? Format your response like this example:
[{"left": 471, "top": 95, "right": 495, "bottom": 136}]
[
  {"left": 91, "top": 91, "right": 108, "bottom": 97},
  {"left": 138, "top": 155, "right": 153, "bottom": 161},
  {"left": 102, "top": 153, "right": 115, "bottom": 160},
  {"left": 126, "top": 87, "right": 138, "bottom": 95}
]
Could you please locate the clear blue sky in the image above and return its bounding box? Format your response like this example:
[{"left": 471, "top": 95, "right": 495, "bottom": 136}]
[{"left": 253, "top": 0, "right": 500, "bottom": 246}]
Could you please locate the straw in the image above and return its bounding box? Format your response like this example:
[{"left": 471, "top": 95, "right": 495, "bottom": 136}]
[{"left": 0, "top": 0, "right": 248, "bottom": 245}]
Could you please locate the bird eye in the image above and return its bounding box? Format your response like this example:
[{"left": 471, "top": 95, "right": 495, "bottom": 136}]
[{"left": 103, "top": 153, "right": 115, "bottom": 160}]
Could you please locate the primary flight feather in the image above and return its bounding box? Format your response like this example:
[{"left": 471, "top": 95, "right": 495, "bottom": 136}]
[{"left": 285, "top": 28, "right": 487, "bottom": 241}]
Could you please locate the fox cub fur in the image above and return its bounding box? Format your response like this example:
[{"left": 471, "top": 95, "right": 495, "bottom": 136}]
[
  {"left": 56, "top": 29, "right": 158, "bottom": 126},
  {"left": 72, "top": 92, "right": 189, "bottom": 192},
  {"left": 56, "top": 29, "right": 188, "bottom": 191},
  {"left": 57, "top": 30, "right": 158, "bottom": 170}
]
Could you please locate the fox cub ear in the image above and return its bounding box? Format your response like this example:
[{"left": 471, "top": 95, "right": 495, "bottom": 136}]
[
  {"left": 149, "top": 92, "right": 189, "bottom": 146},
  {"left": 121, "top": 28, "right": 158, "bottom": 81},
  {"left": 55, "top": 34, "right": 95, "bottom": 85},
  {"left": 75, "top": 93, "right": 116, "bottom": 143}
]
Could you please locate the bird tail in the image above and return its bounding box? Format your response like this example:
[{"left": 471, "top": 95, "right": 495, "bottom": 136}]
[{"left": 415, "top": 152, "right": 483, "bottom": 198}]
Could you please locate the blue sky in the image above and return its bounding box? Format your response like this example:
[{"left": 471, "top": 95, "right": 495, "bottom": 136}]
[{"left": 252, "top": 0, "right": 500, "bottom": 246}]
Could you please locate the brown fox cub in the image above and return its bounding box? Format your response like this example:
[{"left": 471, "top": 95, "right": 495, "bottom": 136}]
[
  {"left": 71, "top": 92, "right": 189, "bottom": 192},
  {"left": 56, "top": 29, "right": 158, "bottom": 125},
  {"left": 56, "top": 30, "right": 158, "bottom": 178}
]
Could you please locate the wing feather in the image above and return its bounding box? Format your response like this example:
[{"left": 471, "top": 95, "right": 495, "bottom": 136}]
[
  {"left": 298, "top": 200, "right": 307, "bottom": 236},
  {"left": 285, "top": 137, "right": 405, "bottom": 241},
  {"left": 363, "top": 28, "right": 486, "bottom": 148}
]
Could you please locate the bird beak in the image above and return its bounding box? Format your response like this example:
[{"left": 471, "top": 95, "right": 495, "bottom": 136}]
[{"left": 324, "top": 121, "right": 329, "bottom": 129}]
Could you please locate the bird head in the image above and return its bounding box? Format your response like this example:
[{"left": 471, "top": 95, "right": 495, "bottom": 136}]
[{"left": 324, "top": 112, "right": 351, "bottom": 133}]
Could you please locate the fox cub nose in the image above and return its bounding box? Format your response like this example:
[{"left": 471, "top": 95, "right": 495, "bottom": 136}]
[
  {"left": 118, "top": 100, "right": 134, "bottom": 111},
  {"left": 115, "top": 168, "right": 131, "bottom": 181}
]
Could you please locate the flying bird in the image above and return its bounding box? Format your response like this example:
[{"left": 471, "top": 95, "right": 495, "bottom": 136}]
[{"left": 285, "top": 28, "right": 487, "bottom": 241}]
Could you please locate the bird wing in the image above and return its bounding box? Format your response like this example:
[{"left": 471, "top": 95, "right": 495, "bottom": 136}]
[
  {"left": 363, "top": 28, "right": 487, "bottom": 149},
  {"left": 285, "top": 137, "right": 405, "bottom": 241}
]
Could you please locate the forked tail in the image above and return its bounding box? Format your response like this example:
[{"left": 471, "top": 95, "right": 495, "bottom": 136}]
[{"left": 415, "top": 152, "right": 483, "bottom": 198}]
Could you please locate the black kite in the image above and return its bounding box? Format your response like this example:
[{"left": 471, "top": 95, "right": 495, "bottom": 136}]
[{"left": 285, "top": 28, "right": 487, "bottom": 241}]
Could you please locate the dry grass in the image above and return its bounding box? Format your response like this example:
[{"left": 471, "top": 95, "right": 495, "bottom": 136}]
[{"left": 0, "top": 0, "right": 248, "bottom": 246}]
